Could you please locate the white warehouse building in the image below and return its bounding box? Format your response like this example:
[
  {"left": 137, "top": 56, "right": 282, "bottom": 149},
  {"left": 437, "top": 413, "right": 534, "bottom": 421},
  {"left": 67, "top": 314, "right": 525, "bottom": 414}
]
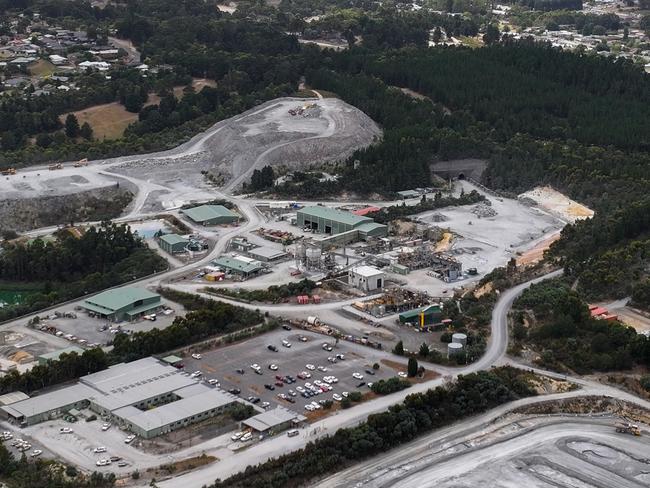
[{"left": 348, "top": 265, "right": 385, "bottom": 292}]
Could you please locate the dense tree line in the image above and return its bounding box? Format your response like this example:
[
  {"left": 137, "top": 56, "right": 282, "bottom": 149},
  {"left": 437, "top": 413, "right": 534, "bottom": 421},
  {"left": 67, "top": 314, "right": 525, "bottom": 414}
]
[
  {"left": 368, "top": 190, "right": 485, "bottom": 224},
  {"left": 206, "top": 279, "right": 317, "bottom": 304},
  {"left": 209, "top": 367, "right": 536, "bottom": 488},
  {"left": 513, "top": 280, "right": 650, "bottom": 373},
  {"left": 0, "top": 223, "right": 167, "bottom": 321},
  {"left": 111, "top": 293, "right": 263, "bottom": 362},
  {"left": 0, "top": 290, "right": 262, "bottom": 395}
]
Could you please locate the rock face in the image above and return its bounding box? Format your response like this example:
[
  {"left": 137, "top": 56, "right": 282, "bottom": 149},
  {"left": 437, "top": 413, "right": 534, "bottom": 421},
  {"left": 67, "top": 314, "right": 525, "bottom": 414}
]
[{"left": 0, "top": 186, "right": 133, "bottom": 232}]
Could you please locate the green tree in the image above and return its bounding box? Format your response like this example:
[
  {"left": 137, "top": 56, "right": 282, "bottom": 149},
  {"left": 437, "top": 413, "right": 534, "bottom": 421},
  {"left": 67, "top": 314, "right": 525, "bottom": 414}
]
[
  {"left": 483, "top": 24, "right": 500, "bottom": 45},
  {"left": 65, "top": 114, "right": 80, "bottom": 138},
  {"left": 393, "top": 340, "right": 404, "bottom": 355},
  {"left": 407, "top": 357, "right": 418, "bottom": 377},
  {"left": 80, "top": 122, "right": 94, "bottom": 141},
  {"left": 419, "top": 342, "right": 430, "bottom": 357}
]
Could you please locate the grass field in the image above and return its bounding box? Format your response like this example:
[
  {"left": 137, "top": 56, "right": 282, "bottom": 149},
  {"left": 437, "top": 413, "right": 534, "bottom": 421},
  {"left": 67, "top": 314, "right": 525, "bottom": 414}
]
[
  {"left": 62, "top": 102, "right": 139, "bottom": 140},
  {"left": 28, "top": 59, "right": 56, "bottom": 77},
  {"left": 59, "top": 78, "right": 219, "bottom": 140}
]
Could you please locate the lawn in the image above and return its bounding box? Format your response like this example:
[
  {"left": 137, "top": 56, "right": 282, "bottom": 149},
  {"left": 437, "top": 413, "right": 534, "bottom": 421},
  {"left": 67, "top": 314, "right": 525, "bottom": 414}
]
[{"left": 28, "top": 59, "right": 56, "bottom": 77}]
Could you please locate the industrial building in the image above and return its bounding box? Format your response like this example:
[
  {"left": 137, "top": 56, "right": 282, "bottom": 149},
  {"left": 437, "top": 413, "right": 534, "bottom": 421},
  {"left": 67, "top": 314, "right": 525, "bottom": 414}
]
[
  {"left": 181, "top": 205, "right": 238, "bottom": 226},
  {"left": 296, "top": 206, "right": 387, "bottom": 237},
  {"left": 348, "top": 266, "right": 385, "bottom": 292},
  {"left": 247, "top": 246, "right": 287, "bottom": 263},
  {"left": 37, "top": 346, "right": 84, "bottom": 365},
  {"left": 242, "top": 407, "right": 305, "bottom": 434},
  {"left": 212, "top": 255, "right": 264, "bottom": 279},
  {"left": 158, "top": 234, "right": 189, "bottom": 254},
  {"left": 80, "top": 287, "right": 161, "bottom": 322},
  {"left": 1, "top": 358, "right": 248, "bottom": 438},
  {"left": 399, "top": 304, "right": 443, "bottom": 328}
]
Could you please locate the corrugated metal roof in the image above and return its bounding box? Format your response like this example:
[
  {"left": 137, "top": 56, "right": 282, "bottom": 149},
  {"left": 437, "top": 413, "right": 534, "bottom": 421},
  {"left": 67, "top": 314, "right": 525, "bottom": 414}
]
[
  {"left": 350, "top": 265, "right": 384, "bottom": 277},
  {"left": 399, "top": 305, "right": 441, "bottom": 320},
  {"left": 243, "top": 407, "right": 299, "bottom": 432},
  {"left": 248, "top": 246, "right": 287, "bottom": 259},
  {"left": 298, "top": 206, "right": 372, "bottom": 226},
  {"left": 38, "top": 346, "right": 84, "bottom": 362},
  {"left": 182, "top": 205, "right": 236, "bottom": 223},
  {"left": 159, "top": 234, "right": 188, "bottom": 245},
  {"left": 113, "top": 386, "right": 238, "bottom": 431},
  {"left": 83, "top": 287, "right": 160, "bottom": 313},
  {"left": 352, "top": 206, "right": 381, "bottom": 216},
  {"left": 356, "top": 222, "right": 388, "bottom": 234},
  {"left": 2, "top": 384, "right": 96, "bottom": 418},
  {"left": 213, "top": 256, "right": 263, "bottom": 274}
]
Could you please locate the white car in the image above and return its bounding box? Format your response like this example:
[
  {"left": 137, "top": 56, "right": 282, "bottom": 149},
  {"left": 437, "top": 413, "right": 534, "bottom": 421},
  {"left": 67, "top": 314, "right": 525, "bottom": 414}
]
[
  {"left": 59, "top": 428, "right": 73, "bottom": 434},
  {"left": 333, "top": 393, "right": 342, "bottom": 401},
  {"left": 310, "top": 402, "right": 322, "bottom": 410},
  {"left": 295, "top": 386, "right": 305, "bottom": 393},
  {"left": 342, "top": 391, "right": 349, "bottom": 397},
  {"left": 101, "top": 423, "right": 111, "bottom": 431},
  {"left": 191, "top": 353, "right": 202, "bottom": 360},
  {"left": 250, "top": 363, "right": 261, "bottom": 371},
  {"left": 352, "top": 372, "right": 364, "bottom": 380},
  {"left": 317, "top": 366, "right": 328, "bottom": 372},
  {"left": 367, "top": 382, "right": 373, "bottom": 388},
  {"left": 327, "top": 357, "right": 337, "bottom": 363},
  {"left": 304, "top": 404, "right": 314, "bottom": 411},
  {"left": 397, "top": 372, "right": 407, "bottom": 378},
  {"left": 299, "top": 336, "right": 308, "bottom": 342},
  {"left": 30, "top": 450, "right": 42, "bottom": 457},
  {"left": 93, "top": 447, "right": 107, "bottom": 453},
  {"left": 208, "top": 379, "right": 219, "bottom": 385},
  {"left": 231, "top": 432, "right": 244, "bottom": 441},
  {"left": 96, "top": 459, "right": 112, "bottom": 467},
  {"left": 261, "top": 401, "right": 271, "bottom": 409},
  {"left": 282, "top": 340, "right": 291, "bottom": 348},
  {"left": 240, "top": 433, "right": 252, "bottom": 442},
  {"left": 268, "top": 364, "right": 278, "bottom": 371},
  {"left": 305, "top": 364, "right": 315, "bottom": 370},
  {"left": 301, "top": 371, "right": 311, "bottom": 378},
  {"left": 124, "top": 435, "right": 136, "bottom": 444}
]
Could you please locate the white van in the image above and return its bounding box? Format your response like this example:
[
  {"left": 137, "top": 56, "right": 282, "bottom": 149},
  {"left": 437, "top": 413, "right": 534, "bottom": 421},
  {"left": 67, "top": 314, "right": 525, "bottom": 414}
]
[{"left": 287, "top": 429, "right": 299, "bottom": 437}]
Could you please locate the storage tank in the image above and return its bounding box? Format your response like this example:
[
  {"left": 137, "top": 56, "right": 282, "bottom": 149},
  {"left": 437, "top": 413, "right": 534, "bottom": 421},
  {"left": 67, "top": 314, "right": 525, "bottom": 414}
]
[
  {"left": 452, "top": 333, "right": 467, "bottom": 346},
  {"left": 447, "top": 342, "right": 463, "bottom": 357},
  {"left": 307, "top": 316, "right": 320, "bottom": 325},
  {"left": 306, "top": 247, "right": 321, "bottom": 268}
]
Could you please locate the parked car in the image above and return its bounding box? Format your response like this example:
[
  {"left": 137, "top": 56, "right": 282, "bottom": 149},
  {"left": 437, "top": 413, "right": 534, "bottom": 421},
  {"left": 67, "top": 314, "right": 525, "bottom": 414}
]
[
  {"left": 352, "top": 372, "right": 364, "bottom": 380},
  {"left": 287, "top": 429, "right": 299, "bottom": 437},
  {"left": 101, "top": 423, "right": 111, "bottom": 431},
  {"left": 267, "top": 345, "right": 278, "bottom": 352},
  {"left": 282, "top": 325, "right": 292, "bottom": 331},
  {"left": 124, "top": 435, "right": 136, "bottom": 444},
  {"left": 191, "top": 353, "right": 202, "bottom": 360}
]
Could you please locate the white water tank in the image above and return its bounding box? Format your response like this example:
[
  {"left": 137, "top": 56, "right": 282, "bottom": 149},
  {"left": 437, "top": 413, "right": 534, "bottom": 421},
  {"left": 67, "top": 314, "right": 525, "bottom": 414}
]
[
  {"left": 447, "top": 342, "right": 463, "bottom": 357},
  {"left": 452, "top": 333, "right": 467, "bottom": 346}
]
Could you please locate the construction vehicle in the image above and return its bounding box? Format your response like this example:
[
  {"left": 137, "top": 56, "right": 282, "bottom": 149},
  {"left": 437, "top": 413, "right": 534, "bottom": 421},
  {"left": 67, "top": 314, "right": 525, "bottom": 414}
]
[
  {"left": 615, "top": 421, "right": 641, "bottom": 436},
  {"left": 48, "top": 163, "right": 63, "bottom": 170},
  {"left": 73, "top": 158, "right": 88, "bottom": 167},
  {"left": 1, "top": 168, "right": 16, "bottom": 176}
]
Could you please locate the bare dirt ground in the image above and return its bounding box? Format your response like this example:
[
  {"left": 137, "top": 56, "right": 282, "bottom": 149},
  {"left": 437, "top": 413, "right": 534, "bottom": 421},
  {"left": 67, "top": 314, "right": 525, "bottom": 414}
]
[
  {"left": 62, "top": 102, "right": 139, "bottom": 140},
  {"left": 519, "top": 186, "right": 594, "bottom": 224},
  {"left": 106, "top": 97, "right": 380, "bottom": 195}
]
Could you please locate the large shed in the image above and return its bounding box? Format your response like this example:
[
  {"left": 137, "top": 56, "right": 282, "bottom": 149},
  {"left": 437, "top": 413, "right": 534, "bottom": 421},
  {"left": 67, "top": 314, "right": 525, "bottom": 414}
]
[
  {"left": 182, "top": 205, "right": 238, "bottom": 225},
  {"left": 81, "top": 287, "right": 161, "bottom": 322},
  {"left": 297, "top": 206, "right": 386, "bottom": 236}
]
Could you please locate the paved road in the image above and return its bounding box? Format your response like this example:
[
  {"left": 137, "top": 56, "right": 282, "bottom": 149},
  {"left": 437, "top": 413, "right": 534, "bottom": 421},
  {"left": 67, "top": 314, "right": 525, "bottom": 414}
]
[{"left": 154, "top": 269, "right": 616, "bottom": 488}]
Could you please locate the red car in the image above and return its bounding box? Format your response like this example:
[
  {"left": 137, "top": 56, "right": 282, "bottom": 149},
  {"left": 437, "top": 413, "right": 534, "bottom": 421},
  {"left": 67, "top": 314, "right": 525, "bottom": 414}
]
[
  {"left": 297, "top": 373, "right": 306, "bottom": 380},
  {"left": 275, "top": 381, "right": 284, "bottom": 387}
]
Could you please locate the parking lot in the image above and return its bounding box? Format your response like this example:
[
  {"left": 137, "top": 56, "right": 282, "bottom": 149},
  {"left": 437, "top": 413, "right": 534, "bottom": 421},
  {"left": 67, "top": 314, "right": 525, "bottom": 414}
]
[
  {"left": 182, "top": 329, "right": 398, "bottom": 413},
  {"left": 33, "top": 300, "right": 180, "bottom": 347}
]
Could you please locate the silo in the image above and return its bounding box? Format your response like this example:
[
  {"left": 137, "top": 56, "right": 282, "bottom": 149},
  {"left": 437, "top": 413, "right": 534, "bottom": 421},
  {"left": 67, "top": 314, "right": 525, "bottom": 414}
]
[
  {"left": 306, "top": 247, "right": 322, "bottom": 269},
  {"left": 452, "top": 333, "right": 467, "bottom": 346},
  {"left": 447, "top": 342, "right": 463, "bottom": 357}
]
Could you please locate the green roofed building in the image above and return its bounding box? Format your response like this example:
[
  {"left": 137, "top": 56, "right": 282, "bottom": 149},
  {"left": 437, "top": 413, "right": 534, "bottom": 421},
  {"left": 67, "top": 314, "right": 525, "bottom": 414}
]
[
  {"left": 297, "top": 206, "right": 387, "bottom": 237},
  {"left": 212, "top": 255, "right": 263, "bottom": 279},
  {"left": 159, "top": 234, "right": 188, "bottom": 254},
  {"left": 181, "top": 205, "right": 238, "bottom": 225},
  {"left": 399, "top": 304, "right": 443, "bottom": 328},
  {"left": 38, "top": 346, "right": 84, "bottom": 366},
  {"left": 81, "top": 287, "right": 161, "bottom": 322}
]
